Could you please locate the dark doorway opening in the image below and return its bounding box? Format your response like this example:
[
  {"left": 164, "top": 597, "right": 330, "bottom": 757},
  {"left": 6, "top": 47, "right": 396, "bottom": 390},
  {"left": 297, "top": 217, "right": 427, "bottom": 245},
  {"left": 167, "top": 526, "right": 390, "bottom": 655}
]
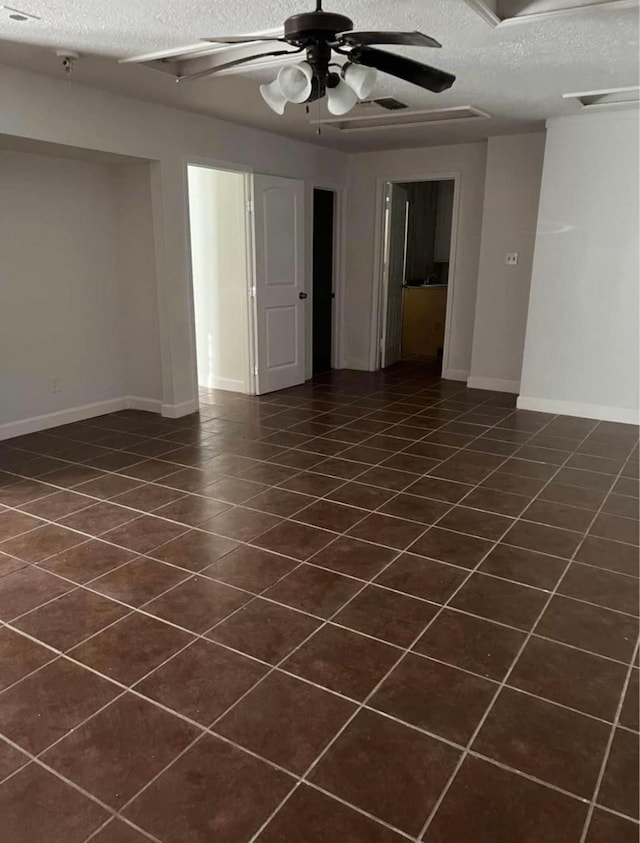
[{"left": 312, "top": 188, "right": 335, "bottom": 376}]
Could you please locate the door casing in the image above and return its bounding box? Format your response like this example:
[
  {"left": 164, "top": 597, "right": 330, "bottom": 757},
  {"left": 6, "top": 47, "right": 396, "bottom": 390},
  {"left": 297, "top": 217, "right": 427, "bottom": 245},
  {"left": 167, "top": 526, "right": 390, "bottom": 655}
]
[{"left": 370, "top": 172, "right": 461, "bottom": 373}]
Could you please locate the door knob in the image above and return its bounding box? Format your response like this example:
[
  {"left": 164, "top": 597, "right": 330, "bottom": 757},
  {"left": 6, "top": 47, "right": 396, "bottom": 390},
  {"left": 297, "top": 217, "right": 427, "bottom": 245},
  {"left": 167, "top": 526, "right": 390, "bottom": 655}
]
[{"left": 299, "top": 292, "right": 308, "bottom": 299}]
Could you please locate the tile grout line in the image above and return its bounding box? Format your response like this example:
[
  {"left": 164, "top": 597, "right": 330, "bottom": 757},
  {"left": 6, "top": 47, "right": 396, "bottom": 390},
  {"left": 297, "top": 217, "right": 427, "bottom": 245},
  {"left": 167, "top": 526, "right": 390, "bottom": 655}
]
[
  {"left": 418, "top": 418, "right": 632, "bottom": 841},
  {"left": 1, "top": 378, "right": 637, "bottom": 842},
  {"left": 576, "top": 450, "right": 640, "bottom": 842},
  {"left": 245, "top": 390, "right": 584, "bottom": 842},
  {"left": 578, "top": 639, "right": 640, "bottom": 843}
]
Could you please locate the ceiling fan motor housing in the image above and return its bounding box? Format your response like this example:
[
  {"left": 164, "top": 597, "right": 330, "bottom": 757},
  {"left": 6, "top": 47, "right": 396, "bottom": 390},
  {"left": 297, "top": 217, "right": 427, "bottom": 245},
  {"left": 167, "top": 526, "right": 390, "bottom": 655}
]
[
  {"left": 284, "top": 11, "right": 353, "bottom": 45},
  {"left": 284, "top": 11, "right": 354, "bottom": 101}
]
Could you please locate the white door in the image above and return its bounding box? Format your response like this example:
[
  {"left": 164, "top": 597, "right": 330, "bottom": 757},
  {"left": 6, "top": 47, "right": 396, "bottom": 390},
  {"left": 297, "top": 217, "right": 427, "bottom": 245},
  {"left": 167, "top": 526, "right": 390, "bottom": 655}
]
[
  {"left": 251, "top": 174, "right": 306, "bottom": 394},
  {"left": 381, "top": 183, "right": 409, "bottom": 368}
]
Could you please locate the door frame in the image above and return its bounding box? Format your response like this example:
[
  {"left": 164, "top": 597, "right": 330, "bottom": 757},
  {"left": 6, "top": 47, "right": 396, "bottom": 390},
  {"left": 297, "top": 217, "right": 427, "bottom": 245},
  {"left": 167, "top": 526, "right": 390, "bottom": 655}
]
[
  {"left": 380, "top": 183, "right": 410, "bottom": 369},
  {"left": 369, "top": 171, "right": 461, "bottom": 372},
  {"left": 183, "top": 158, "right": 346, "bottom": 401},
  {"left": 184, "top": 157, "right": 256, "bottom": 401},
  {"left": 311, "top": 183, "right": 347, "bottom": 374}
]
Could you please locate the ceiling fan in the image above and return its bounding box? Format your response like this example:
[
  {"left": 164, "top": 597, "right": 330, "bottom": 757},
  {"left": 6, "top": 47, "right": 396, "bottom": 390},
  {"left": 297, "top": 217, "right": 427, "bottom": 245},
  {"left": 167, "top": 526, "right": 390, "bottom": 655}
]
[{"left": 122, "top": 0, "right": 455, "bottom": 117}]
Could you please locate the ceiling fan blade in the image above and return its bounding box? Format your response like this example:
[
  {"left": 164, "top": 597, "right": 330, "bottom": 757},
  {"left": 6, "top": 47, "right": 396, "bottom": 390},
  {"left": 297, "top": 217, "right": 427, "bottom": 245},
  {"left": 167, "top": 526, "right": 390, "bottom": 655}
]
[
  {"left": 339, "top": 31, "right": 441, "bottom": 49},
  {"left": 201, "top": 34, "right": 285, "bottom": 44},
  {"left": 177, "top": 48, "right": 303, "bottom": 83},
  {"left": 349, "top": 47, "right": 455, "bottom": 93},
  {"left": 120, "top": 43, "right": 224, "bottom": 64}
]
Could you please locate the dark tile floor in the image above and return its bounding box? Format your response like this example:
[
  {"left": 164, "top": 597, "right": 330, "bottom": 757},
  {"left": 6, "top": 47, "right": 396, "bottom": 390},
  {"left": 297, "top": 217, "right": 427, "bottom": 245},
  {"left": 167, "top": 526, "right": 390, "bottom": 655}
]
[{"left": 0, "top": 362, "right": 638, "bottom": 843}]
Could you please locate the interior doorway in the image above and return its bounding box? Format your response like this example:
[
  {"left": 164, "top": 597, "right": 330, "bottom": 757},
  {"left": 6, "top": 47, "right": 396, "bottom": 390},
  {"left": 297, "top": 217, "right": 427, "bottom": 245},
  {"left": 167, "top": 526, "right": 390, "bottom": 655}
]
[
  {"left": 187, "top": 164, "right": 252, "bottom": 396},
  {"left": 378, "top": 177, "right": 456, "bottom": 371},
  {"left": 312, "top": 188, "right": 335, "bottom": 376},
  {"left": 187, "top": 165, "right": 307, "bottom": 400}
]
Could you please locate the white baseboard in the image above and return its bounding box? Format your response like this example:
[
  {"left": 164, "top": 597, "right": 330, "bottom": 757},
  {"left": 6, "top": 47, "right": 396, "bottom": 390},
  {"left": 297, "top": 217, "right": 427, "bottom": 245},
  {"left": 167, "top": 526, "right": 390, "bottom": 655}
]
[
  {"left": 162, "top": 399, "right": 199, "bottom": 419},
  {"left": 517, "top": 395, "right": 639, "bottom": 425},
  {"left": 129, "top": 396, "right": 163, "bottom": 413},
  {"left": 344, "top": 358, "right": 371, "bottom": 372},
  {"left": 205, "top": 377, "right": 245, "bottom": 393},
  {"left": 0, "top": 394, "right": 176, "bottom": 442},
  {"left": 442, "top": 368, "right": 469, "bottom": 382},
  {"left": 0, "top": 396, "right": 130, "bottom": 442},
  {"left": 467, "top": 375, "right": 521, "bottom": 394}
]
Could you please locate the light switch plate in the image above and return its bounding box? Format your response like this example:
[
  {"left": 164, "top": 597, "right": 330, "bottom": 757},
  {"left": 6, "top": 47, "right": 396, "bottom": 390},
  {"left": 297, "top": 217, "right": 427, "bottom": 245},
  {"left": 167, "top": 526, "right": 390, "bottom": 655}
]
[{"left": 505, "top": 252, "right": 519, "bottom": 266}]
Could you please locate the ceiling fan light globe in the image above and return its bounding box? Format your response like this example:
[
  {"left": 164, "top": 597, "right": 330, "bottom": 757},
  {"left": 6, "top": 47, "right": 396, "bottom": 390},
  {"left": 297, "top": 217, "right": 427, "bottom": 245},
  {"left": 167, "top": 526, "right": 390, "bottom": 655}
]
[
  {"left": 278, "top": 61, "right": 313, "bottom": 103},
  {"left": 343, "top": 63, "right": 377, "bottom": 99},
  {"left": 326, "top": 77, "right": 358, "bottom": 115},
  {"left": 259, "top": 78, "right": 288, "bottom": 114}
]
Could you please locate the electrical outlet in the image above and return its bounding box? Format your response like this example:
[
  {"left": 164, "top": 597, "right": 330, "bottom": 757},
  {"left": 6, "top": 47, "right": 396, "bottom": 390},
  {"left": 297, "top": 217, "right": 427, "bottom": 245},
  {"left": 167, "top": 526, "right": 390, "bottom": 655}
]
[
  {"left": 505, "top": 252, "right": 519, "bottom": 266},
  {"left": 50, "top": 376, "right": 60, "bottom": 394}
]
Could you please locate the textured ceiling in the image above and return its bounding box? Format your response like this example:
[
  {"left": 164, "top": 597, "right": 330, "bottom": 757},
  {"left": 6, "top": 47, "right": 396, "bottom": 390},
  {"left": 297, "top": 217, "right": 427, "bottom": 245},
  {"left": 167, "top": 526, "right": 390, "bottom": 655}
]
[{"left": 0, "top": 0, "right": 638, "bottom": 150}]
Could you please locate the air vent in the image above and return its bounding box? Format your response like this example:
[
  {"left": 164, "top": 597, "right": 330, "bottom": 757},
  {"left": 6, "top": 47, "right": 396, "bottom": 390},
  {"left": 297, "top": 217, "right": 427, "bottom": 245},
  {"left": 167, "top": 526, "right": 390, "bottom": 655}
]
[
  {"left": 373, "top": 97, "right": 409, "bottom": 111},
  {"left": 563, "top": 86, "right": 640, "bottom": 111},
  {"left": 2, "top": 4, "right": 40, "bottom": 20},
  {"left": 311, "top": 106, "right": 490, "bottom": 133}
]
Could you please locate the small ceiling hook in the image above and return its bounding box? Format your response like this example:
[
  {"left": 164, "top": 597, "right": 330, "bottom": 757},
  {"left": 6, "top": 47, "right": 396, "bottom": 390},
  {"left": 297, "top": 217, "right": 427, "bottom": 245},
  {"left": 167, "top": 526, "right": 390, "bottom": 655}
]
[{"left": 56, "top": 49, "right": 80, "bottom": 78}]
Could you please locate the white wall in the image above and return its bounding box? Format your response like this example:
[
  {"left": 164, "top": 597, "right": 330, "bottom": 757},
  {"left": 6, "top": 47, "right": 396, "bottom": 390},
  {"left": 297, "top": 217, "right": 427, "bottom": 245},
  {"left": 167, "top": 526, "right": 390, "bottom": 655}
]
[
  {"left": 344, "top": 142, "right": 487, "bottom": 377},
  {"left": 519, "top": 112, "right": 639, "bottom": 423},
  {"left": 187, "top": 167, "right": 249, "bottom": 392},
  {"left": 0, "top": 150, "right": 125, "bottom": 429},
  {"left": 114, "top": 162, "right": 163, "bottom": 408},
  {"left": 468, "top": 133, "right": 546, "bottom": 392},
  {"left": 1, "top": 65, "right": 349, "bottom": 421}
]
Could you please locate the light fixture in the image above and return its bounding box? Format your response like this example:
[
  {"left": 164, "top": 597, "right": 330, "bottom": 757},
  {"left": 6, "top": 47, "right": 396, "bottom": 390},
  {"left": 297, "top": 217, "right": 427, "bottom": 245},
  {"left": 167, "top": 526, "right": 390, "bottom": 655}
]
[
  {"left": 259, "top": 77, "right": 289, "bottom": 115},
  {"left": 277, "top": 61, "right": 313, "bottom": 103},
  {"left": 125, "top": 2, "right": 456, "bottom": 118},
  {"left": 342, "top": 62, "right": 377, "bottom": 99},
  {"left": 326, "top": 72, "right": 358, "bottom": 115},
  {"left": 260, "top": 56, "right": 377, "bottom": 116}
]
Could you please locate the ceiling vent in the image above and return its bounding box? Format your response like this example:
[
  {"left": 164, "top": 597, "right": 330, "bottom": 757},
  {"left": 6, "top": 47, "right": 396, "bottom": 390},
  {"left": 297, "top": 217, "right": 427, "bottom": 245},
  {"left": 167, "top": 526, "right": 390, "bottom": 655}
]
[
  {"left": 2, "top": 4, "right": 40, "bottom": 21},
  {"left": 370, "top": 97, "right": 409, "bottom": 111},
  {"left": 563, "top": 86, "right": 640, "bottom": 111},
  {"left": 311, "top": 105, "right": 491, "bottom": 133}
]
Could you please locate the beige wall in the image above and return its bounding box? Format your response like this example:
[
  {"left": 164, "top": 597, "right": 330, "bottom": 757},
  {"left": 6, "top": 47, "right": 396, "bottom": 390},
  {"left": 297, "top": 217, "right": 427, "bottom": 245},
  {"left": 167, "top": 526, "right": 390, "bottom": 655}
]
[
  {"left": 1, "top": 65, "right": 349, "bottom": 422},
  {"left": 114, "top": 161, "right": 163, "bottom": 406},
  {"left": 187, "top": 166, "right": 249, "bottom": 392},
  {"left": 344, "top": 142, "right": 487, "bottom": 378},
  {"left": 468, "top": 132, "right": 546, "bottom": 392},
  {"left": 0, "top": 150, "right": 125, "bottom": 429},
  {"left": 519, "top": 113, "right": 639, "bottom": 423},
  {"left": 4, "top": 63, "right": 596, "bottom": 430}
]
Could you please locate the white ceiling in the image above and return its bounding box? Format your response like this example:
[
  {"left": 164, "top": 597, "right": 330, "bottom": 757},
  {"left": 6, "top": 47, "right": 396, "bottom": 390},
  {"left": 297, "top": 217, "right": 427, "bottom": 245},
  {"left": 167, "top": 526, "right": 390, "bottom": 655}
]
[{"left": 0, "top": 0, "right": 638, "bottom": 151}]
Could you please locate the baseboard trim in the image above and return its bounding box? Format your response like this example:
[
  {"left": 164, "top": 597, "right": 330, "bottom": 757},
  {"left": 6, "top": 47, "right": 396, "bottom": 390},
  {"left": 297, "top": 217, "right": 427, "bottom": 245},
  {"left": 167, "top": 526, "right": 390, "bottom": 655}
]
[
  {"left": 0, "top": 397, "right": 130, "bottom": 441},
  {"left": 206, "top": 377, "right": 245, "bottom": 393},
  {"left": 467, "top": 376, "right": 521, "bottom": 394},
  {"left": 517, "top": 395, "right": 639, "bottom": 425},
  {"left": 162, "top": 399, "right": 199, "bottom": 419},
  {"left": 129, "top": 396, "right": 163, "bottom": 413},
  {"left": 0, "top": 395, "right": 173, "bottom": 442},
  {"left": 344, "top": 358, "right": 371, "bottom": 372},
  {"left": 442, "top": 368, "right": 469, "bottom": 382}
]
